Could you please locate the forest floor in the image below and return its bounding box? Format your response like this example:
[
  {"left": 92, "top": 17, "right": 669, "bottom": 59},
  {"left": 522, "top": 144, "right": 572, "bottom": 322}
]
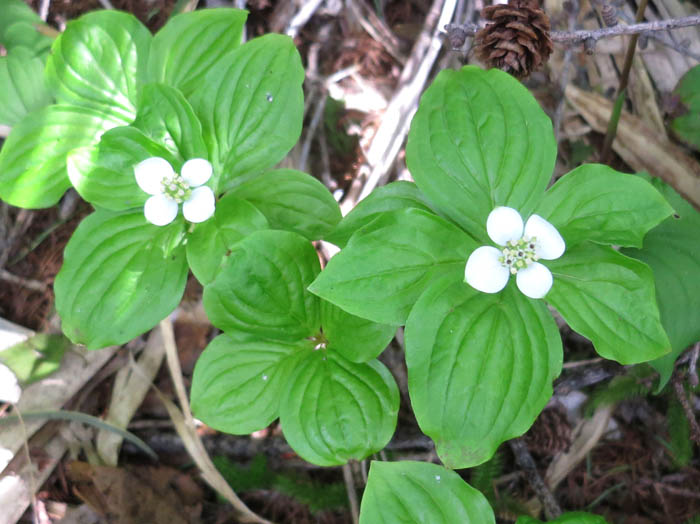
[{"left": 1, "top": 0, "right": 699, "bottom": 523}]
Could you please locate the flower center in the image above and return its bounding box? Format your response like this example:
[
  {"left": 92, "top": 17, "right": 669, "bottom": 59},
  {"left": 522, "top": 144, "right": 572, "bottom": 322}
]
[
  {"left": 499, "top": 236, "right": 539, "bottom": 275},
  {"left": 161, "top": 174, "right": 192, "bottom": 204}
]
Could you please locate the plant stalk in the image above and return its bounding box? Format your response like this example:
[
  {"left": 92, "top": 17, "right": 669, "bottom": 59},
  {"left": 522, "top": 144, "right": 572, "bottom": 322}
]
[{"left": 600, "top": 0, "right": 649, "bottom": 162}]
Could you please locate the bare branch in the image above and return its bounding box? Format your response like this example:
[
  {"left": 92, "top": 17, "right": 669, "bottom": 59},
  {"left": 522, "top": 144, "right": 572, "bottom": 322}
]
[{"left": 445, "top": 14, "right": 700, "bottom": 50}]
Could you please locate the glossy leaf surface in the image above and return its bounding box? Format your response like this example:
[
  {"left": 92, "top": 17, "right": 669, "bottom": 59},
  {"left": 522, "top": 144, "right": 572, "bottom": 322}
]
[
  {"left": 132, "top": 83, "right": 208, "bottom": 161},
  {"left": 310, "top": 208, "right": 476, "bottom": 325},
  {"left": 406, "top": 277, "right": 562, "bottom": 468},
  {"left": 230, "top": 169, "right": 341, "bottom": 240},
  {"left": 280, "top": 350, "right": 399, "bottom": 466},
  {"left": 187, "top": 195, "right": 269, "bottom": 285},
  {"left": 547, "top": 243, "right": 670, "bottom": 364},
  {"left": 54, "top": 210, "right": 188, "bottom": 349},
  {"left": 67, "top": 126, "right": 177, "bottom": 211},
  {"left": 189, "top": 34, "right": 304, "bottom": 191},
  {"left": 45, "top": 10, "right": 151, "bottom": 123},
  {"left": 624, "top": 177, "right": 700, "bottom": 386},
  {"left": 359, "top": 461, "right": 495, "bottom": 524},
  {"left": 321, "top": 301, "right": 396, "bottom": 363},
  {"left": 148, "top": 8, "right": 247, "bottom": 94},
  {"left": 203, "top": 230, "right": 321, "bottom": 341},
  {"left": 535, "top": 164, "right": 672, "bottom": 248},
  {"left": 190, "top": 333, "right": 305, "bottom": 435},
  {"left": 0, "top": 47, "right": 52, "bottom": 126},
  {"left": 0, "top": 105, "right": 120, "bottom": 208},
  {"left": 406, "top": 66, "right": 556, "bottom": 242},
  {"left": 326, "top": 181, "right": 433, "bottom": 248}
]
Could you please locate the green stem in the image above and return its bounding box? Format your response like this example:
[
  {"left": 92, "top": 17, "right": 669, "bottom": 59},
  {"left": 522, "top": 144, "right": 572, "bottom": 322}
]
[{"left": 601, "top": 0, "right": 650, "bottom": 162}]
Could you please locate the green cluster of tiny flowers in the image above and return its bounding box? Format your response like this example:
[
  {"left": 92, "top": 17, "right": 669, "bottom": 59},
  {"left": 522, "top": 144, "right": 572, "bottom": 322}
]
[
  {"left": 499, "top": 237, "right": 538, "bottom": 275},
  {"left": 161, "top": 174, "right": 192, "bottom": 204}
]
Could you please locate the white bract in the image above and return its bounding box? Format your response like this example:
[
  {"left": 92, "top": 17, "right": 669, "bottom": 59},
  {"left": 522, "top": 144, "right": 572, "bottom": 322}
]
[
  {"left": 464, "top": 206, "right": 565, "bottom": 299},
  {"left": 134, "top": 157, "right": 215, "bottom": 226}
]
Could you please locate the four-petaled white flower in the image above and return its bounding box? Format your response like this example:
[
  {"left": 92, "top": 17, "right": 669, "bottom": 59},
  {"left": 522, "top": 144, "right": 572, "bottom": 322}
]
[
  {"left": 464, "top": 206, "right": 565, "bottom": 299},
  {"left": 134, "top": 157, "right": 216, "bottom": 226}
]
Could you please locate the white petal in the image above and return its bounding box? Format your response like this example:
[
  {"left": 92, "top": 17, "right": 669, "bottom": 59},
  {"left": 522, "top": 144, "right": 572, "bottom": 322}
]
[
  {"left": 0, "top": 363, "right": 21, "bottom": 404},
  {"left": 182, "top": 186, "right": 215, "bottom": 223},
  {"left": 486, "top": 206, "right": 524, "bottom": 246},
  {"left": 144, "top": 194, "right": 178, "bottom": 226},
  {"left": 134, "top": 157, "right": 174, "bottom": 195},
  {"left": 524, "top": 214, "right": 565, "bottom": 260},
  {"left": 181, "top": 158, "right": 213, "bottom": 187},
  {"left": 516, "top": 262, "right": 553, "bottom": 299},
  {"left": 464, "top": 246, "right": 511, "bottom": 294}
]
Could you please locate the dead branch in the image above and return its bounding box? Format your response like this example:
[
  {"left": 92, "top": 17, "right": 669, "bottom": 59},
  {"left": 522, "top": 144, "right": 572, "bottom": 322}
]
[{"left": 445, "top": 14, "right": 700, "bottom": 50}]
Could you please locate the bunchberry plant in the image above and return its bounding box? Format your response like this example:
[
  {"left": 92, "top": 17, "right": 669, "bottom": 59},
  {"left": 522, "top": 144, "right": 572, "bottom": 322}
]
[
  {"left": 310, "top": 65, "right": 674, "bottom": 468},
  {"left": 190, "top": 230, "right": 399, "bottom": 466},
  {"left": 0, "top": 8, "right": 341, "bottom": 349}
]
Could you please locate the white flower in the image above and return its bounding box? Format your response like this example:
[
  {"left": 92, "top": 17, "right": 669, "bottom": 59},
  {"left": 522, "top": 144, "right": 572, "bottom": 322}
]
[
  {"left": 0, "top": 363, "right": 21, "bottom": 404},
  {"left": 134, "top": 157, "right": 215, "bottom": 226},
  {"left": 464, "top": 206, "right": 565, "bottom": 299}
]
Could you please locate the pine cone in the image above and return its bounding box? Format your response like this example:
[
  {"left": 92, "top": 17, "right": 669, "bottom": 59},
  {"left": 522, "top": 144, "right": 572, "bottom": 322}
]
[{"left": 475, "top": 0, "right": 553, "bottom": 77}]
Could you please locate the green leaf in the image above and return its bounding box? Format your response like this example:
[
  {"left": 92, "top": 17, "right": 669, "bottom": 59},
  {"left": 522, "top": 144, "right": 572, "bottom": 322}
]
[
  {"left": 148, "top": 8, "right": 247, "bottom": 95},
  {"left": 623, "top": 177, "right": 700, "bottom": 387},
  {"left": 516, "top": 512, "right": 610, "bottom": 524},
  {"left": 3, "top": 24, "right": 52, "bottom": 56},
  {"left": 405, "top": 277, "right": 562, "bottom": 468},
  {"left": 229, "top": 169, "right": 341, "bottom": 240},
  {"left": 326, "top": 181, "right": 434, "bottom": 248},
  {"left": 132, "top": 83, "right": 207, "bottom": 161},
  {"left": 0, "top": 104, "right": 121, "bottom": 208},
  {"left": 67, "top": 126, "right": 178, "bottom": 211},
  {"left": 45, "top": 10, "right": 151, "bottom": 123},
  {"left": 405, "top": 66, "right": 556, "bottom": 242},
  {"left": 190, "top": 333, "right": 305, "bottom": 435},
  {"left": 0, "top": 47, "right": 52, "bottom": 126},
  {"left": 321, "top": 301, "right": 396, "bottom": 363},
  {"left": 309, "top": 208, "right": 477, "bottom": 325},
  {"left": 189, "top": 34, "right": 304, "bottom": 192},
  {"left": 547, "top": 242, "right": 670, "bottom": 364},
  {"left": 0, "top": 1, "right": 52, "bottom": 54},
  {"left": 359, "top": 461, "right": 496, "bottom": 524},
  {"left": 670, "top": 65, "right": 700, "bottom": 150},
  {"left": 186, "top": 195, "right": 269, "bottom": 285},
  {"left": 54, "top": 209, "right": 188, "bottom": 349},
  {"left": 203, "top": 230, "right": 321, "bottom": 342},
  {"left": 280, "top": 350, "right": 399, "bottom": 466},
  {"left": 535, "top": 164, "right": 672, "bottom": 248},
  {"left": 0, "top": 334, "right": 69, "bottom": 385},
  {"left": 0, "top": 0, "right": 41, "bottom": 42}
]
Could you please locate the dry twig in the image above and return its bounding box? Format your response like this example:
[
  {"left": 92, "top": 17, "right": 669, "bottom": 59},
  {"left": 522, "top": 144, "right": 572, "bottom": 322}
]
[
  {"left": 509, "top": 438, "right": 562, "bottom": 519},
  {"left": 672, "top": 372, "right": 700, "bottom": 447},
  {"left": 158, "top": 318, "right": 272, "bottom": 524},
  {"left": 445, "top": 14, "right": 700, "bottom": 50},
  {"left": 0, "top": 269, "right": 47, "bottom": 293}
]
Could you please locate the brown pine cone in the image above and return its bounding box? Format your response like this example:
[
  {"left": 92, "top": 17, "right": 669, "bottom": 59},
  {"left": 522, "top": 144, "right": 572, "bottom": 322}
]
[{"left": 474, "top": 0, "right": 553, "bottom": 77}]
